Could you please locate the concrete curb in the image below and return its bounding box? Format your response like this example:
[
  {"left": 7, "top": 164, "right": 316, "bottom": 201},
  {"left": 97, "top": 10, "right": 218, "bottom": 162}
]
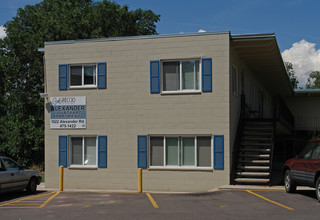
[{"left": 38, "top": 183, "right": 314, "bottom": 194}]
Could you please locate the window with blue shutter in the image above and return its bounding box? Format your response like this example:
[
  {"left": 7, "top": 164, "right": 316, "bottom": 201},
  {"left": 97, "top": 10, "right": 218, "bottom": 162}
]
[
  {"left": 137, "top": 135, "right": 147, "bottom": 168},
  {"left": 150, "top": 60, "right": 160, "bottom": 93},
  {"left": 97, "top": 62, "right": 107, "bottom": 89},
  {"left": 59, "top": 135, "right": 68, "bottom": 167},
  {"left": 59, "top": 64, "right": 68, "bottom": 90},
  {"left": 214, "top": 135, "right": 224, "bottom": 169},
  {"left": 98, "top": 135, "right": 107, "bottom": 168},
  {"left": 202, "top": 58, "right": 212, "bottom": 92}
]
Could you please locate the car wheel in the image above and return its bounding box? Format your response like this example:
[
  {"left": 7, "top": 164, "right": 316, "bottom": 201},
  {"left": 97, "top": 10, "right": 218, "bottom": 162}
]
[
  {"left": 284, "top": 170, "right": 296, "bottom": 193},
  {"left": 27, "top": 177, "right": 37, "bottom": 193},
  {"left": 316, "top": 176, "right": 320, "bottom": 202}
]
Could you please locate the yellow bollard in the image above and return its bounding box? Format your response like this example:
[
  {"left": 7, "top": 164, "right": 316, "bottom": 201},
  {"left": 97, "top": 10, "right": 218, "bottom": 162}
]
[
  {"left": 138, "top": 168, "right": 142, "bottom": 193},
  {"left": 59, "top": 166, "right": 64, "bottom": 191}
]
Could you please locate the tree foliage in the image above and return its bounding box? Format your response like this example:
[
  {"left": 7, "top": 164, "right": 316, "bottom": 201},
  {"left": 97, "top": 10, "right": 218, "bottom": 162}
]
[
  {"left": 284, "top": 62, "right": 299, "bottom": 89},
  {"left": 0, "top": 0, "right": 160, "bottom": 167},
  {"left": 306, "top": 71, "right": 320, "bottom": 89}
]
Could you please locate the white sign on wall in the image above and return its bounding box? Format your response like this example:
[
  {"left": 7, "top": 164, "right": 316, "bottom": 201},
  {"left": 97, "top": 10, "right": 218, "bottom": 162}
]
[{"left": 50, "top": 96, "right": 86, "bottom": 129}]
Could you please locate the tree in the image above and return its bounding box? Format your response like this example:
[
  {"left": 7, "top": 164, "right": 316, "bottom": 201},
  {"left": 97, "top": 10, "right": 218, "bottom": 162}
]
[
  {"left": 285, "top": 62, "right": 299, "bottom": 89},
  {"left": 306, "top": 71, "right": 320, "bottom": 89},
  {"left": 0, "top": 0, "right": 160, "bottom": 167}
]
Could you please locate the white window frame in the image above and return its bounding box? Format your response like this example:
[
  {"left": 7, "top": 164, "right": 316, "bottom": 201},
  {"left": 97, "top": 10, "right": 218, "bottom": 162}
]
[
  {"left": 69, "top": 64, "right": 98, "bottom": 89},
  {"left": 232, "top": 64, "right": 238, "bottom": 96},
  {"left": 69, "top": 136, "right": 98, "bottom": 168},
  {"left": 161, "top": 60, "right": 202, "bottom": 94},
  {"left": 148, "top": 135, "right": 213, "bottom": 170}
]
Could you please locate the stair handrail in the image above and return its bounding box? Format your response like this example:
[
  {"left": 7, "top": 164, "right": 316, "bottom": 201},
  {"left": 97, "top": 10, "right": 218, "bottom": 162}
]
[{"left": 231, "top": 94, "right": 245, "bottom": 184}]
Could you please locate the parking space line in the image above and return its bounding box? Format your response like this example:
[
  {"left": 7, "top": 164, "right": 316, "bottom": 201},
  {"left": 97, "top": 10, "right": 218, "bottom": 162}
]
[
  {"left": 246, "top": 190, "right": 294, "bottom": 211},
  {"left": 39, "top": 191, "right": 60, "bottom": 208},
  {"left": 146, "top": 193, "right": 159, "bottom": 208},
  {"left": 0, "top": 191, "right": 59, "bottom": 209}
]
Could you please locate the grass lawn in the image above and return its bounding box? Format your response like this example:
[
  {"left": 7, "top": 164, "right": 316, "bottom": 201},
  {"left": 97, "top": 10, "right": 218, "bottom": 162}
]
[{"left": 40, "top": 173, "right": 45, "bottom": 182}]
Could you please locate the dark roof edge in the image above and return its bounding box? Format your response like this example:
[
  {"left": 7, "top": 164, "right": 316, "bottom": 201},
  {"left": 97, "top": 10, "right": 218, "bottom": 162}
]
[
  {"left": 43, "top": 31, "right": 230, "bottom": 46},
  {"left": 294, "top": 89, "right": 320, "bottom": 94},
  {"left": 231, "top": 33, "right": 275, "bottom": 41}
]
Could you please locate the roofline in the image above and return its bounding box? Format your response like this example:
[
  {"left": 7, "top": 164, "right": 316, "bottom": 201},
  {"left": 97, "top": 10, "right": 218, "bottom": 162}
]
[
  {"left": 294, "top": 88, "right": 320, "bottom": 94},
  {"left": 43, "top": 31, "right": 230, "bottom": 46},
  {"left": 230, "top": 33, "right": 276, "bottom": 41}
]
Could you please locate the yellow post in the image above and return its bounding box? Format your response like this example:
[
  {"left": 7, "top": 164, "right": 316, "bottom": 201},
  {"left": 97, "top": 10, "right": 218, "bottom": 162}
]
[
  {"left": 59, "top": 166, "right": 64, "bottom": 191},
  {"left": 138, "top": 168, "right": 142, "bottom": 193}
]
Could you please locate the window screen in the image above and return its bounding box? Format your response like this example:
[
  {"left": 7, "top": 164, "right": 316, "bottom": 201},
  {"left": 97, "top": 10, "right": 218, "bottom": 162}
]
[
  {"left": 70, "top": 66, "right": 82, "bottom": 86},
  {"left": 166, "top": 137, "right": 179, "bottom": 165},
  {"left": 150, "top": 137, "right": 164, "bottom": 166},
  {"left": 163, "top": 62, "right": 180, "bottom": 91},
  {"left": 197, "top": 137, "right": 211, "bottom": 167},
  {"left": 182, "top": 137, "right": 195, "bottom": 166}
]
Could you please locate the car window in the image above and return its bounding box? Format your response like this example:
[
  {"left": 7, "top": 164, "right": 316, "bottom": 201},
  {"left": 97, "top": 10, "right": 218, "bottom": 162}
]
[
  {"left": 2, "top": 158, "right": 20, "bottom": 172},
  {"left": 300, "top": 142, "right": 315, "bottom": 159},
  {"left": 0, "top": 160, "right": 5, "bottom": 171},
  {"left": 311, "top": 143, "right": 320, "bottom": 159}
]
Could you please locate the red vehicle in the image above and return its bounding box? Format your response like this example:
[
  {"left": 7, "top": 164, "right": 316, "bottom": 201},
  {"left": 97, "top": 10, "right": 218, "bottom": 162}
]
[{"left": 283, "top": 139, "right": 320, "bottom": 202}]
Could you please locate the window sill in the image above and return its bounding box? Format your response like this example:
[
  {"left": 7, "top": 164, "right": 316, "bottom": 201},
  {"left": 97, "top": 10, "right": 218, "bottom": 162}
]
[
  {"left": 147, "top": 167, "right": 213, "bottom": 172},
  {"left": 69, "top": 86, "right": 97, "bottom": 90},
  {"left": 161, "top": 90, "right": 202, "bottom": 95},
  {"left": 68, "top": 166, "right": 98, "bottom": 170}
]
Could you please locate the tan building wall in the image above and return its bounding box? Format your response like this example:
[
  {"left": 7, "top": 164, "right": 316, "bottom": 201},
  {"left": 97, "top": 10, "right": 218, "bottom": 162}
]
[{"left": 44, "top": 32, "right": 231, "bottom": 192}]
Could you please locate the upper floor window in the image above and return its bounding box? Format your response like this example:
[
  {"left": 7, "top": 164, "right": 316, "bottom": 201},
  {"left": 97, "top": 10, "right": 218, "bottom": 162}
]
[
  {"left": 162, "top": 60, "right": 200, "bottom": 92},
  {"left": 59, "top": 62, "right": 106, "bottom": 90},
  {"left": 70, "top": 64, "right": 97, "bottom": 87}
]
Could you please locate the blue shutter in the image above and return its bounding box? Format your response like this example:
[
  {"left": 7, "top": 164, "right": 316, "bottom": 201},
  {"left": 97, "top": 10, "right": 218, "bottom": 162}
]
[
  {"left": 214, "top": 135, "right": 224, "bottom": 169},
  {"left": 150, "top": 60, "right": 160, "bottom": 93},
  {"left": 137, "top": 135, "right": 147, "bottom": 168},
  {"left": 98, "top": 136, "right": 107, "bottom": 168},
  {"left": 202, "top": 58, "right": 212, "bottom": 92},
  {"left": 59, "top": 135, "right": 68, "bottom": 167},
  {"left": 59, "top": 64, "right": 68, "bottom": 90},
  {"left": 97, "top": 62, "right": 107, "bottom": 89}
]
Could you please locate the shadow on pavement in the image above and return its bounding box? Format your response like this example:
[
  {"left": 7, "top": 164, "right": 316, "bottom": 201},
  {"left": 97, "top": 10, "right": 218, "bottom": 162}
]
[
  {"left": 295, "top": 189, "right": 317, "bottom": 201},
  {"left": 0, "top": 190, "right": 47, "bottom": 203}
]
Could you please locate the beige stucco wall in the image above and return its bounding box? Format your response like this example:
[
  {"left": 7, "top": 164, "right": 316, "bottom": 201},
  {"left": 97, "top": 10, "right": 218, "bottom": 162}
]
[{"left": 44, "top": 33, "right": 230, "bottom": 192}]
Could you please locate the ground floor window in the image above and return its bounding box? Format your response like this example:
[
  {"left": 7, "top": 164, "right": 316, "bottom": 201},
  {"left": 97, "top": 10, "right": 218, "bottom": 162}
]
[
  {"left": 70, "top": 136, "right": 97, "bottom": 167},
  {"left": 150, "top": 136, "right": 211, "bottom": 168}
]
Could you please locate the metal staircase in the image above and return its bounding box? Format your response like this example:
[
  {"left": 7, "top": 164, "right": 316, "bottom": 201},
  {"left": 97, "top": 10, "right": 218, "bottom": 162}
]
[{"left": 234, "top": 119, "right": 274, "bottom": 185}]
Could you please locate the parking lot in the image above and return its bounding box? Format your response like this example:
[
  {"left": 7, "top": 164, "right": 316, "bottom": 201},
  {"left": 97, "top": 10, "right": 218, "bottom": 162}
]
[{"left": 0, "top": 187, "right": 319, "bottom": 219}]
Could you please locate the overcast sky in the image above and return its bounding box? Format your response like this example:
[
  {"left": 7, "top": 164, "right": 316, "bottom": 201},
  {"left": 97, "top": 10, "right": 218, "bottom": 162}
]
[{"left": 1, "top": 0, "right": 319, "bottom": 88}]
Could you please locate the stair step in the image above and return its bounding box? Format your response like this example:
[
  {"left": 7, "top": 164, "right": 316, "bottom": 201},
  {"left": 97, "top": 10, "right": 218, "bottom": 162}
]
[
  {"left": 238, "top": 154, "right": 270, "bottom": 158},
  {"left": 238, "top": 159, "right": 270, "bottom": 164},
  {"left": 242, "top": 132, "right": 272, "bottom": 136},
  {"left": 234, "top": 178, "right": 269, "bottom": 183},
  {"left": 243, "top": 127, "right": 272, "bottom": 131},
  {"left": 241, "top": 137, "right": 271, "bottom": 141},
  {"left": 244, "top": 122, "right": 272, "bottom": 126},
  {"left": 245, "top": 120, "right": 272, "bottom": 124},
  {"left": 236, "top": 172, "right": 270, "bottom": 177},
  {"left": 241, "top": 143, "right": 271, "bottom": 146},
  {"left": 237, "top": 166, "right": 270, "bottom": 171},
  {"left": 240, "top": 148, "right": 270, "bottom": 152}
]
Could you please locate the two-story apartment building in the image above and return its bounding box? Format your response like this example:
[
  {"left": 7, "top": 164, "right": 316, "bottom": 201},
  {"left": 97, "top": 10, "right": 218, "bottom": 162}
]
[{"left": 40, "top": 31, "right": 320, "bottom": 192}]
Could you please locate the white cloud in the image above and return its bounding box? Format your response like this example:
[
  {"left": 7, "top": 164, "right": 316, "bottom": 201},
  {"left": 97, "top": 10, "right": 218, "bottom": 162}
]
[
  {"left": 198, "top": 29, "right": 206, "bottom": 33},
  {"left": 0, "top": 26, "right": 6, "bottom": 39},
  {"left": 282, "top": 40, "right": 320, "bottom": 88}
]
